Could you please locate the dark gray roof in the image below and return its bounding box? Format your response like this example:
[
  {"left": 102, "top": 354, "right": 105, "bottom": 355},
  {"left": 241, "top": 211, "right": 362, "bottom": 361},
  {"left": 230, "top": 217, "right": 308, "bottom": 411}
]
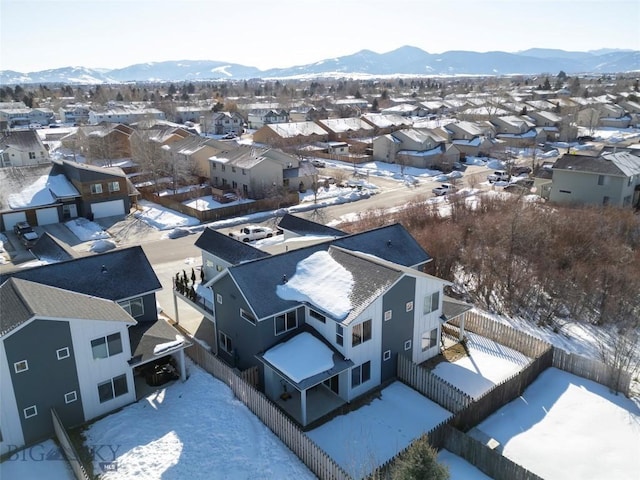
[
  {"left": 553, "top": 153, "right": 639, "bottom": 176},
  {"left": 228, "top": 244, "right": 403, "bottom": 323},
  {"left": 1, "top": 277, "right": 135, "bottom": 336},
  {"left": 332, "top": 223, "right": 432, "bottom": 268},
  {"left": 30, "top": 232, "right": 77, "bottom": 263},
  {"left": 52, "top": 159, "right": 126, "bottom": 183},
  {"left": 278, "top": 213, "right": 345, "bottom": 238},
  {"left": 128, "top": 319, "right": 190, "bottom": 366},
  {"left": 194, "top": 227, "right": 271, "bottom": 265},
  {"left": 0, "top": 246, "right": 161, "bottom": 301},
  {"left": 0, "top": 130, "right": 44, "bottom": 151},
  {"left": 441, "top": 296, "right": 473, "bottom": 322}
]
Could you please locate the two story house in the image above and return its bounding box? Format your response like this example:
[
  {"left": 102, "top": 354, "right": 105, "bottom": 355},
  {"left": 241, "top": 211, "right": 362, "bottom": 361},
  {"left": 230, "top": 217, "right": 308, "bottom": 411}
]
[
  {"left": 204, "top": 111, "right": 245, "bottom": 135},
  {"left": 0, "top": 247, "right": 189, "bottom": 454},
  {"left": 373, "top": 128, "right": 460, "bottom": 169},
  {"left": 247, "top": 109, "right": 289, "bottom": 129},
  {"left": 180, "top": 216, "right": 470, "bottom": 426},
  {"left": 0, "top": 130, "right": 50, "bottom": 168},
  {"left": 549, "top": 151, "right": 640, "bottom": 208}
]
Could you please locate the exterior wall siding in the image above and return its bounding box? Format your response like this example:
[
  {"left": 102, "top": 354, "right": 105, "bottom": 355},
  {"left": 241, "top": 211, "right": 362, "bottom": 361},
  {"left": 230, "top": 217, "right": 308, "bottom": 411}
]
[
  {"left": 550, "top": 170, "right": 628, "bottom": 206},
  {"left": 381, "top": 276, "right": 417, "bottom": 382},
  {"left": 412, "top": 277, "right": 446, "bottom": 365},
  {"left": 68, "top": 319, "right": 135, "bottom": 421},
  {"left": 3, "top": 319, "right": 84, "bottom": 447},
  {"left": 0, "top": 340, "right": 25, "bottom": 454}
]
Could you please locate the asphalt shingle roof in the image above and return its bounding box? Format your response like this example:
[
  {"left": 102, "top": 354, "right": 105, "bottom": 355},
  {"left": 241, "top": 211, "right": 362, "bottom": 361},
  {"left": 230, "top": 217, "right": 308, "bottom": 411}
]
[
  {"left": 278, "top": 213, "right": 345, "bottom": 238},
  {"left": 194, "top": 227, "right": 271, "bottom": 264},
  {"left": 553, "top": 153, "right": 640, "bottom": 176},
  {"left": 0, "top": 246, "right": 161, "bottom": 301},
  {"left": 1, "top": 277, "right": 135, "bottom": 336}
]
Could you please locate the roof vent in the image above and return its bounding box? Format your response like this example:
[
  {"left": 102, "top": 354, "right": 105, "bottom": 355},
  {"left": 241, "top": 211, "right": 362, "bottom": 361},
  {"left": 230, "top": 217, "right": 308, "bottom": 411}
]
[
  {"left": 101, "top": 265, "right": 108, "bottom": 274},
  {"left": 387, "top": 240, "right": 392, "bottom": 247},
  {"left": 282, "top": 274, "right": 288, "bottom": 284}
]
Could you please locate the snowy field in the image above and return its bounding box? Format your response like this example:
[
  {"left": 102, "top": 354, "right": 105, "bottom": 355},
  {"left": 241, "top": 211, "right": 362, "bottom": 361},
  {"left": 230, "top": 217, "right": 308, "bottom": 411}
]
[
  {"left": 83, "top": 362, "right": 315, "bottom": 480},
  {"left": 307, "top": 382, "right": 452, "bottom": 479},
  {"left": 0, "top": 439, "right": 75, "bottom": 480},
  {"left": 477, "top": 367, "right": 640, "bottom": 480},
  {"left": 431, "top": 332, "right": 531, "bottom": 399}
]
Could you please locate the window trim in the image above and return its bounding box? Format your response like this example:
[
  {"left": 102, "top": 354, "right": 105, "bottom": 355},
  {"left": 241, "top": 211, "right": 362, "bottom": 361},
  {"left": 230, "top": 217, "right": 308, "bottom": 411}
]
[
  {"left": 119, "top": 298, "right": 144, "bottom": 317},
  {"left": 274, "top": 310, "right": 298, "bottom": 336},
  {"left": 424, "top": 290, "right": 440, "bottom": 314},
  {"left": 351, "top": 361, "right": 371, "bottom": 388},
  {"left": 404, "top": 339, "right": 412, "bottom": 351},
  {"left": 23, "top": 405, "right": 38, "bottom": 419},
  {"left": 216, "top": 293, "right": 223, "bottom": 304},
  {"left": 219, "top": 331, "right": 233, "bottom": 354},
  {"left": 91, "top": 332, "right": 123, "bottom": 360},
  {"left": 309, "top": 309, "right": 326, "bottom": 323},
  {"left": 98, "top": 374, "right": 128, "bottom": 403},
  {"left": 56, "top": 347, "right": 70, "bottom": 360},
  {"left": 384, "top": 310, "right": 392, "bottom": 321},
  {"left": 405, "top": 301, "right": 414, "bottom": 312},
  {"left": 383, "top": 350, "right": 391, "bottom": 361},
  {"left": 14, "top": 360, "right": 29, "bottom": 373},
  {"left": 90, "top": 183, "right": 103, "bottom": 195},
  {"left": 352, "top": 319, "right": 372, "bottom": 347},
  {"left": 240, "top": 308, "right": 256, "bottom": 325},
  {"left": 336, "top": 324, "right": 344, "bottom": 346},
  {"left": 108, "top": 181, "right": 120, "bottom": 192},
  {"left": 65, "top": 391, "right": 78, "bottom": 404}
]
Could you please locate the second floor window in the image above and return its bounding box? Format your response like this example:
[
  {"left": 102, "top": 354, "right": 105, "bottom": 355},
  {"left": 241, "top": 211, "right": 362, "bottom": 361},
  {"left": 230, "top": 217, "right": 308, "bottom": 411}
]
[
  {"left": 352, "top": 319, "right": 372, "bottom": 347},
  {"left": 29, "top": 152, "right": 36, "bottom": 159},
  {"left": 275, "top": 310, "right": 297, "bottom": 335},
  {"left": 119, "top": 298, "right": 144, "bottom": 317},
  {"left": 91, "top": 183, "right": 103, "bottom": 194},
  {"left": 91, "top": 332, "right": 123, "bottom": 359},
  {"left": 424, "top": 291, "right": 440, "bottom": 314},
  {"left": 108, "top": 181, "right": 120, "bottom": 192}
]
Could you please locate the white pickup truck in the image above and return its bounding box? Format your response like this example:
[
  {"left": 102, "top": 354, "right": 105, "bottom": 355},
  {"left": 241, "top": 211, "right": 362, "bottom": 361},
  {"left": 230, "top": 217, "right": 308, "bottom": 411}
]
[
  {"left": 487, "top": 170, "right": 510, "bottom": 183},
  {"left": 228, "top": 225, "right": 275, "bottom": 242}
]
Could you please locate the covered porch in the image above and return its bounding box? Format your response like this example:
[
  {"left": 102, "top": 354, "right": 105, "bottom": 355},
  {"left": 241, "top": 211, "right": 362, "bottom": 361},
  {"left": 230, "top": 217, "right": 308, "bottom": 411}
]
[
  {"left": 440, "top": 296, "right": 473, "bottom": 351},
  {"left": 257, "top": 331, "right": 353, "bottom": 427},
  {"left": 128, "top": 318, "right": 192, "bottom": 400}
]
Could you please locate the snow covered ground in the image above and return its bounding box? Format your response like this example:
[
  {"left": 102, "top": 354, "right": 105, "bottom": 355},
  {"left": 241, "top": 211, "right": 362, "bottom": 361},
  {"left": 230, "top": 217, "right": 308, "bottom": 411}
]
[
  {"left": 0, "top": 439, "right": 75, "bottom": 480},
  {"left": 476, "top": 367, "right": 640, "bottom": 480},
  {"left": 65, "top": 218, "right": 110, "bottom": 241},
  {"left": 307, "top": 382, "right": 452, "bottom": 479},
  {"left": 431, "top": 332, "right": 531, "bottom": 399},
  {"left": 438, "top": 449, "right": 491, "bottom": 480},
  {"left": 83, "top": 361, "right": 315, "bottom": 480}
]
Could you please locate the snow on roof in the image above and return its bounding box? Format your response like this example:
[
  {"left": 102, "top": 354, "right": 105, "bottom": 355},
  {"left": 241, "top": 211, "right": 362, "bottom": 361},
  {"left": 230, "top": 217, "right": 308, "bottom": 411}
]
[
  {"left": 263, "top": 332, "right": 334, "bottom": 384},
  {"left": 8, "top": 174, "right": 80, "bottom": 209},
  {"left": 276, "top": 250, "right": 353, "bottom": 319}
]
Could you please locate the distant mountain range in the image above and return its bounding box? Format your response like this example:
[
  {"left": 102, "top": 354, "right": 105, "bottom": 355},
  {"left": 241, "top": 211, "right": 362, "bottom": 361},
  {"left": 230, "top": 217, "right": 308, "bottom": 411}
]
[{"left": 2, "top": 46, "right": 639, "bottom": 85}]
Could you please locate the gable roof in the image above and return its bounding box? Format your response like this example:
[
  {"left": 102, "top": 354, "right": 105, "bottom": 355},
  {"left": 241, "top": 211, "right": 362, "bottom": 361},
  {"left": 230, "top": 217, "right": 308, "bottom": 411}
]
[
  {"left": 0, "top": 129, "right": 46, "bottom": 152},
  {"left": 52, "top": 158, "right": 126, "bottom": 182},
  {"left": 30, "top": 232, "right": 77, "bottom": 263},
  {"left": 194, "top": 227, "right": 271, "bottom": 264},
  {"left": 1, "top": 277, "right": 135, "bottom": 337},
  {"left": 0, "top": 246, "right": 161, "bottom": 301},
  {"left": 278, "top": 213, "right": 346, "bottom": 238},
  {"left": 553, "top": 152, "right": 640, "bottom": 176}
]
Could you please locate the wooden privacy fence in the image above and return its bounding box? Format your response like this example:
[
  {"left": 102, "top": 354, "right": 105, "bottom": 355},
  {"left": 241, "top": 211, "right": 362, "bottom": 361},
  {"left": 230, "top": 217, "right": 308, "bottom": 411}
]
[
  {"left": 451, "top": 311, "right": 551, "bottom": 358},
  {"left": 397, "top": 354, "right": 472, "bottom": 413},
  {"left": 552, "top": 347, "right": 631, "bottom": 395},
  {"left": 441, "top": 425, "right": 544, "bottom": 480},
  {"left": 185, "top": 343, "right": 351, "bottom": 480},
  {"left": 51, "top": 409, "right": 90, "bottom": 480}
]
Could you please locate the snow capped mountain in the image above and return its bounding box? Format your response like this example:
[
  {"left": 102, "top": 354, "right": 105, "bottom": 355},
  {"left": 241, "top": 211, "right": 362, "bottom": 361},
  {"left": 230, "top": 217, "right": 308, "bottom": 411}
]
[{"left": 1, "top": 46, "right": 638, "bottom": 84}]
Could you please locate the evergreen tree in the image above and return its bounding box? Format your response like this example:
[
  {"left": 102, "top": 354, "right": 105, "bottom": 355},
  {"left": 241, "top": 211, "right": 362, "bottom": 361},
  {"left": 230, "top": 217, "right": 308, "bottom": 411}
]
[
  {"left": 542, "top": 77, "right": 552, "bottom": 90},
  {"left": 391, "top": 437, "right": 449, "bottom": 480}
]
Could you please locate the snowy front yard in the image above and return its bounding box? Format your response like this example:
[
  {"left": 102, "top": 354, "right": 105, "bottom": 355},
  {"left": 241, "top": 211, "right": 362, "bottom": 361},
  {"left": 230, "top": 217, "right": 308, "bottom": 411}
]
[
  {"left": 477, "top": 367, "right": 640, "bottom": 480},
  {"left": 83, "top": 362, "right": 314, "bottom": 480}
]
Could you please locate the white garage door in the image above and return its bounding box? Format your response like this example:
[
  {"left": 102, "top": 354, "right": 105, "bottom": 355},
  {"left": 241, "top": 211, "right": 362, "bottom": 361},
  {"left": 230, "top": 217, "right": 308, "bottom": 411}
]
[
  {"left": 36, "top": 207, "right": 60, "bottom": 226},
  {"left": 3, "top": 212, "right": 27, "bottom": 232},
  {"left": 91, "top": 199, "right": 125, "bottom": 219}
]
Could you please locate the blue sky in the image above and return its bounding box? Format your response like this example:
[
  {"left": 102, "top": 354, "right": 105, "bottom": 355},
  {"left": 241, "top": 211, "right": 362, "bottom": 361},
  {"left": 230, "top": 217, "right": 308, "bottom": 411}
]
[{"left": 1, "top": 0, "right": 639, "bottom": 72}]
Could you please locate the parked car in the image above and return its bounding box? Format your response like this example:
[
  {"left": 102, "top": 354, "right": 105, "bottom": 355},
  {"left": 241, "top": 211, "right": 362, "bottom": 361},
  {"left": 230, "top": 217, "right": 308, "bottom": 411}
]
[
  {"left": 311, "top": 159, "right": 326, "bottom": 168},
  {"left": 432, "top": 183, "right": 457, "bottom": 196},
  {"left": 222, "top": 132, "right": 237, "bottom": 140},
  {"left": 228, "top": 225, "right": 274, "bottom": 242},
  {"left": 13, "top": 221, "right": 39, "bottom": 247},
  {"left": 487, "top": 170, "right": 510, "bottom": 183}
]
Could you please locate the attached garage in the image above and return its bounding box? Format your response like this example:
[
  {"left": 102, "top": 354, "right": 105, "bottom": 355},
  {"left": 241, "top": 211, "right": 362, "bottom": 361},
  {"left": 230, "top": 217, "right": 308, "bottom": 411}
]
[
  {"left": 91, "top": 199, "right": 125, "bottom": 219},
  {"left": 36, "top": 207, "right": 60, "bottom": 226},
  {"left": 2, "top": 211, "right": 27, "bottom": 232}
]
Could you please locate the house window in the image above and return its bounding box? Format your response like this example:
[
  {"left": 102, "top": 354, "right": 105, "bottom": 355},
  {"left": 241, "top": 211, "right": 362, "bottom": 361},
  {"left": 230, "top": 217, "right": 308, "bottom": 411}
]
[
  {"left": 351, "top": 361, "right": 371, "bottom": 387},
  {"left": 384, "top": 310, "right": 392, "bottom": 321},
  {"left": 64, "top": 391, "right": 78, "bottom": 404},
  {"left": 29, "top": 152, "right": 36, "bottom": 159},
  {"left": 383, "top": 350, "right": 391, "bottom": 361},
  {"left": 352, "top": 319, "right": 372, "bottom": 347},
  {"left": 14, "top": 360, "right": 29, "bottom": 373},
  {"left": 242, "top": 169, "right": 246, "bottom": 175},
  {"left": 404, "top": 339, "right": 412, "bottom": 351},
  {"left": 119, "top": 298, "right": 144, "bottom": 317},
  {"left": 559, "top": 189, "right": 572, "bottom": 194},
  {"left": 309, "top": 309, "right": 326, "bottom": 323},
  {"left": 603, "top": 196, "right": 610, "bottom": 206},
  {"left": 108, "top": 181, "right": 120, "bottom": 192},
  {"left": 212, "top": 163, "right": 217, "bottom": 170},
  {"left": 240, "top": 308, "right": 256, "bottom": 325},
  {"left": 232, "top": 167, "right": 236, "bottom": 173},
  {"left": 219, "top": 331, "right": 233, "bottom": 354},
  {"left": 232, "top": 181, "right": 238, "bottom": 189},
  {"left": 57, "top": 347, "right": 70, "bottom": 360},
  {"left": 423, "top": 291, "right": 440, "bottom": 314},
  {"left": 90, "top": 183, "right": 103, "bottom": 194},
  {"left": 406, "top": 301, "right": 413, "bottom": 312},
  {"left": 221, "top": 165, "right": 226, "bottom": 172},
  {"left": 91, "top": 333, "right": 123, "bottom": 359},
  {"left": 216, "top": 293, "right": 223, "bottom": 304},
  {"left": 243, "top": 184, "right": 248, "bottom": 194},
  {"left": 275, "top": 310, "right": 297, "bottom": 335},
  {"left": 597, "top": 175, "right": 605, "bottom": 186},
  {"left": 97, "top": 374, "right": 128, "bottom": 403},
  {"left": 336, "top": 324, "right": 344, "bottom": 346},
  {"left": 23, "top": 405, "right": 38, "bottom": 419},
  {"left": 422, "top": 329, "right": 439, "bottom": 351}
]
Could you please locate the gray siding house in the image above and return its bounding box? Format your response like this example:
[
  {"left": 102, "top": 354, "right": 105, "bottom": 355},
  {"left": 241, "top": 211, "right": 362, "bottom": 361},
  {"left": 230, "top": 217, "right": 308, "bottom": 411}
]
[
  {"left": 179, "top": 215, "right": 470, "bottom": 426},
  {"left": 0, "top": 247, "right": 190, "bottom": 454},
  {"left": 549, "top": 152, "right": 640, "bottom": 208}
]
